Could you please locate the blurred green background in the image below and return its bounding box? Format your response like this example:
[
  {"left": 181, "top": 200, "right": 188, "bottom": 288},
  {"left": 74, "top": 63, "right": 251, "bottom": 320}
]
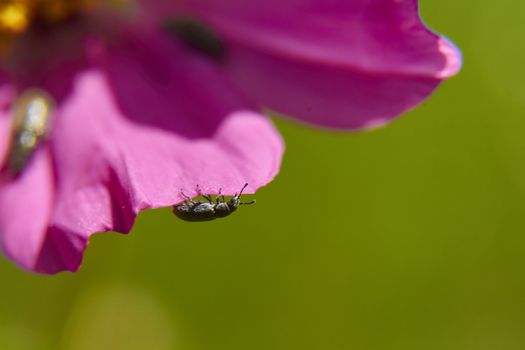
[{"left": 2, "top": 0, "right": 525, "bottom": 349}]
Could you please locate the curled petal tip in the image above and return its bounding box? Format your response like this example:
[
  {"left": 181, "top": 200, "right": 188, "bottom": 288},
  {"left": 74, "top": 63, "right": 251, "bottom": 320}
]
[{"left": 437, "top": 37, "right": 463, "bottom": 79}]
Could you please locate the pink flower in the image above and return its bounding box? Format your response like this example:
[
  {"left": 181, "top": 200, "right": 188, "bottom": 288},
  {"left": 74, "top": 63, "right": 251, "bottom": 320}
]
[{"left": 0, "top": 0, "right": 461, "bottom": 274}]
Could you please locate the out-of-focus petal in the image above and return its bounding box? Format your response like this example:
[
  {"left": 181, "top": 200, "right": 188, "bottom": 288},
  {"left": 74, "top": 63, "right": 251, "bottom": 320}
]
[
  {"left": 174, "top": 0, "right": 462, "bottom": 129},
  {"left": 50, "top": 31, "right": 283, "bottom": 237},
  {"left": 135, "top": 0, "right": 180, "bottom": 25},
  {"left": 0, "top": 85, "right": 15, "bottom": 163},
  {"left": 223, "top": 47, "right": 442, "bottom": 129},
  {"left": 0, "top": 83, "right": 117, "bottom": 273},
  {"left": 0, "top": 149, "right": 55, "bottom": 271},
  {"left": 0, "top": 146, "right": 87, "bottom": 274},
  {"left": 179, "top": 0, "right": 461, "bottom": 77},
  {"left": 0, "top": 114, "right": 10, "bottom": 165}
]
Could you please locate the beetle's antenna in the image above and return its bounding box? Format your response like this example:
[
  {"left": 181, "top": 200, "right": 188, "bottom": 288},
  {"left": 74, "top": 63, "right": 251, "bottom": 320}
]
[
  {"left": 237, "top": 183, "right": 249, "bottom": 198},
  {"left": 240, "top": 200, "right": 256, "bottom": 205}
]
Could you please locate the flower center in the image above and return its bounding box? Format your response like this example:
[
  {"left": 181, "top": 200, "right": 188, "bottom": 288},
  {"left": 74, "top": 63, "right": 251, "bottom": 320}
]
[
  {"left": 0, "top": 1, "right": 30, "bottom": 33},
  {"left": 0, "top": 0, "right": 101, "bottom": 53},
  {"left": 0, "top": 0, "right": 101, "bottom": 34}
]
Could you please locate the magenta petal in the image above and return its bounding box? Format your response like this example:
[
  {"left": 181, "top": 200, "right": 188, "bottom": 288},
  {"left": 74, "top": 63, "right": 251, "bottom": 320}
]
[
  {"left": 0, "top": 113, "right": 10, "bottom": 165},
  {"left": 0, "top": 149, "right": 54, "bottom": 271},
  {"left": 0, "top": 86, "right": 15, "bottom": 163},
  {"left": 33, "top": 226, "right": 87, "bottom": 274},
  {"left": 100, "top": 32, "right": 283, "bottom": 204},
  {"left": 182, "top": 0, "right": 461, "bottom": 76},
  {"left": 0, "top": 148, "right": 87, "bottom": 274},
  {"left": 50, "top": 32, "right": 283, "bottom": 231},
  {"left": 179, "top": 0, "right": 462, "bottom": 129},
  {"left": 224, "top": 47, "right": 443, "bottom": 129},
  {"left": 49, "top": 126, "right": 137, "bottom": 242},
  {"left": 49, "top": 90, "right": 137, "bottom": 240},
  {"left": 0, "top": 31, "right": 282, "bottom": 274}
]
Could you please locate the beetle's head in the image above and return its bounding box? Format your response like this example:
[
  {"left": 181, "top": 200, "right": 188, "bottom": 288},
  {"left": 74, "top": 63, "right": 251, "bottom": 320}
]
[{"left": 227, "top": 183, "right": 255, "bottom": 211}]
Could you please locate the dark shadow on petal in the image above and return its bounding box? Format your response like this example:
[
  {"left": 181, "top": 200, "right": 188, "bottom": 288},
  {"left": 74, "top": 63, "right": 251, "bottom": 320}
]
[
  {"left": 106, "top": 165, "right": 137, "bottom": 232},
  {"left": 34, "top": 226, "right": 87, "bottom": 274}
]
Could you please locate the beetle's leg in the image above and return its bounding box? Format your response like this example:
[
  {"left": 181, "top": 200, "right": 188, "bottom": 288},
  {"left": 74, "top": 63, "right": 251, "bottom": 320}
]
[
  {"left": 202, "top": 194, "right": 214, "bottom": 204},
  {"left": 216, "top": 188, "right": 224, "bottom": 204},
  {"left": 179, "top": 189, "right": 197, "bottom": 205},
  {"left": 195, "top": 184, "right": 212, "bottom": 203},
  {"left": 180, "top": 189, "right": 191, "bottom": 201}
]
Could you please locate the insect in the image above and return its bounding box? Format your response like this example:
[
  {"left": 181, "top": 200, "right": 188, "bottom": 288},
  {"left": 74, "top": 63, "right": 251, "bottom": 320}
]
[
  {"left": 164, "top": 17, "right": 224, "bottom": 60},
  {"left": 4, "top": 89, "right": 55, "bottom": 176},
  {"left": 173, "top": 183, "right": 256, "bottom": 222}
]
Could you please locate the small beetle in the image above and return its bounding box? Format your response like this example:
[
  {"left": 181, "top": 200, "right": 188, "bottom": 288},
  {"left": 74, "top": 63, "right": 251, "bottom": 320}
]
[
  {"left": 173, "top": 183, "right": 256, "bottom": 222},
  {"left": 164, "top": 17, "right": 225, "bottom": 60},
  {"left": 3, "top": 89, "right": 55, "bottom": 176}
]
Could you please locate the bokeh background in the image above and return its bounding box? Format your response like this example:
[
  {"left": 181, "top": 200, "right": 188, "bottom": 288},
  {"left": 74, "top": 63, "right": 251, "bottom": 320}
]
[{"left": 1, "top": 1, "right": 524, "bottom": 349}]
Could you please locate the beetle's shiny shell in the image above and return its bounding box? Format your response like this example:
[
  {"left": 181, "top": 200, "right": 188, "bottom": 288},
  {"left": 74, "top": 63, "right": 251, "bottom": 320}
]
[{"left": 173, "top": 201, "right": 218, "bottom": 222}]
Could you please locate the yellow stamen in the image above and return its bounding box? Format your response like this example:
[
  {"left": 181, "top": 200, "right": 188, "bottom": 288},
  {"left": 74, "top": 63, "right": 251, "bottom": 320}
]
[{"left": 0, "top": 2, "right": 30, "bottom": 33}]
